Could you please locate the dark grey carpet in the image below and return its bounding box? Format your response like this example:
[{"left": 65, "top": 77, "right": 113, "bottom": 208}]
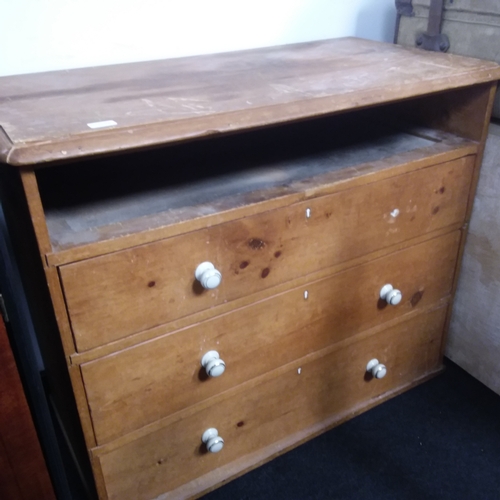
[{"left": 202, "top": 359, "right": 500, "bottom": 500}]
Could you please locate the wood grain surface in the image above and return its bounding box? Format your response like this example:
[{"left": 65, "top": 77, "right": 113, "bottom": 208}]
[
  {"left": 60, "top": 156, "right": 473, "bottom": 351},
  {"left": 95, "top": 306, "right": 446, "bottom": 500},
  {"left": 82, "top": 231, "right": 460, "bottom": 444},
  {"left": 1, "top": 37, "right": 499, "bottom": 165}
]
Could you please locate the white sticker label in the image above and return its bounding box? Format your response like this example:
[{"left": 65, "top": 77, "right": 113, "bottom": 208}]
[{"left": 87, "top": 120, "right": 118, "bottom": 129}]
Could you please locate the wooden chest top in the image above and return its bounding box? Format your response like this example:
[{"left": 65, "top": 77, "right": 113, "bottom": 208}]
[{"left": 1, "top": 37, "right": 500, "bottom": 166}]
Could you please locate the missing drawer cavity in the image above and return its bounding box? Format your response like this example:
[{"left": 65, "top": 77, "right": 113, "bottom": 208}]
[{"left": 36, "top": 106, "right": 461, "bottom": 254}]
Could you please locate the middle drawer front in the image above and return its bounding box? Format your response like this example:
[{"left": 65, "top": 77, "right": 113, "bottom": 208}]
[
  {"left": 96, "top": 306, "right": 446, "bottom": 500},
  {"left": 82, "top": 231, "right": 460, "bottom": 445},
  {"left": 61, "top": 155, "right": 473, "bottom": 352}
]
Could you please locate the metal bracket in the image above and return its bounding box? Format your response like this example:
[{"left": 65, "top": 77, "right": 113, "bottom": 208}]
[
  {"left": 395, "top": 0, "right": 414, "bottom": 17},
  {"left": 416, "top": 32, "right": 450, "bottom": 52},
  {"left": 415, "top": 0, "right": 450, "bottom": 52}
]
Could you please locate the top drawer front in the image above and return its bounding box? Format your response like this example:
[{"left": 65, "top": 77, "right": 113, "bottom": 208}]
[{"left": 61, "top": 156, "right": 473, "bottom": 351}]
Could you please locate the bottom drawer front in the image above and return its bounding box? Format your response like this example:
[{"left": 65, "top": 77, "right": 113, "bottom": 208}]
[{"left": 97, "top": 307, "right": 446, "bottom": 500}]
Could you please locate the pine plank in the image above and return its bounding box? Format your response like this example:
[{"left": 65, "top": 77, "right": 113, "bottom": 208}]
[{"left": 1, "top": 38, "right": 499, "bottom": 166}]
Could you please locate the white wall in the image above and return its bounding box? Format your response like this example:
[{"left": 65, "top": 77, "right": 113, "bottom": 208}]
[{"left": 0, "top": 0, "right": 396, "bottom": 76}]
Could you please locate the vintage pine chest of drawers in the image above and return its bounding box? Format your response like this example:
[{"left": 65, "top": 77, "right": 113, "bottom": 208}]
[{"left": 0, "top": 38, "right": 499, "bottom": 499}]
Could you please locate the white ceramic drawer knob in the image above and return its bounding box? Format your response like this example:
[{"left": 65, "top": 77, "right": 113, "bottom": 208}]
[
  {"left": 202, "top": 428, "right": 224, "bottom": 453},
  {"left": 366, "top": 358, "right": 387, "bottom": 379},
  {"left": 380, "top": 284, "right": 402, "bottom": 306},
  {"left": 201, "top": 350, "right": 226, "bottom": 377},
  {"left": 195, "top": 262, "right": 222, "bottom": 289}
]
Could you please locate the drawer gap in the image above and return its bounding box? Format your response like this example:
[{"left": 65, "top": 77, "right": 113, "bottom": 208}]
[{"left": 36, "top": 107, "right": 470, "bottom": 257}]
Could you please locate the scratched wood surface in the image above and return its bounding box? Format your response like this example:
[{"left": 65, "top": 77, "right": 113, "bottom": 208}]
[
  {"left": 1, "top": 37, "right": 499, "bottom": 166},
  {"left": 59, "top": 156, "right": 473, "bottom": 352},
  {"left": 95, "top": 306, "right": 446, "bottom": 500},
  {"left": 82, "top": 232, "right": 459, "bottom": 444}
]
